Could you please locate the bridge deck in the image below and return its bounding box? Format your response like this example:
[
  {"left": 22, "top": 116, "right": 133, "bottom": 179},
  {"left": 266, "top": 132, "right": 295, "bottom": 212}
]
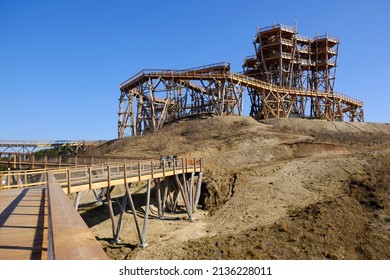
[
  {"left": 0, "top": 157, "right": 203, "bottom": 259},
  {"left": 0, "top": 186, "right": 48, "bottom": 260}
]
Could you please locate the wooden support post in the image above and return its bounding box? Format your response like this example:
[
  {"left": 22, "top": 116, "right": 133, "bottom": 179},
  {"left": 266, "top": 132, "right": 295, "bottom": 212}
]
[
  {"left": 18, "top": 154, "right": 22, "bottom": 169},
  {"left": 106, "top": 185, "right": 116, "bottom": 239},
  {"left": 105, "top": 166, "right": 118, "bottom": 239},
  {"left": 151, "top": 161, "right": 154, "bottom": 178},
  {"left": 155, "top": 179, "right": 163, "bottom": 219},
  {"left": 6, "top": 172, "right": 10, "bottom": 187},
  {"left": 88, "top": 167, "right": 92, "bottom": 190},
  {"left": 13, "top": 155, "right": 16, "bottom": 169},
  {"left": 114, "top": 194, "right": 128, "bottom": 243},
  {"left": 163, "top": 160, "right": 166, "bottom": 177},
  {"left": 194, "top": 172, "right": 203, "bottom": 210},
  {"left": 162, "top": 178, "right": 169, "bottom": 216},
  {"left": 189, "top": 172, "right": 195, "bottom": 213},
  {"left": 140, "top": 179, "right": 151, "bottom": 248},
  {"left": 194, "top": 157, "right": 196, "bottom": 172},
  {"left": 74, "top": 192, "right": 81, "bottom": 210},
  {"left": 137, "top": 162, "right": 140, "bottom": 181},
  {"left": 44, "top": 155, "right": 48, "bottom": 169},
  {"left": 123, "top": 165, "right": 143, "bottom": 244},
  {"left": 175, "top": 174, "right": 193, "bottom": 220},
  {"left": 75, "top": 156, "right": 78, "bottom": 166},
  {"left": 32, "top": 154, "right": 35, "bottom": 169},
  {"left": 182, "top": 173, "right": 192, "bottom": 214},
  {"left": 172, "top": 186, "right": 180, "bottom": 212},
  {"left": 67, "top": 169, "right": 71, "bottom": 194}
]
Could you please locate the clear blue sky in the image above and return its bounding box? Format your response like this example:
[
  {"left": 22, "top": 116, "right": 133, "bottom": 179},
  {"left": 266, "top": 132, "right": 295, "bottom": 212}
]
[{"left": 1, "top": 0, "right": 389, "bottom": 140}]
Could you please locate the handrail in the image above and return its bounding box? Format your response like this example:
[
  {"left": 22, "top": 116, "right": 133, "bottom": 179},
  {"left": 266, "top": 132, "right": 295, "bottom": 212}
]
[
  {"left": 228, "top": 72, "right": 363, "bottom": 106},
  {"left": 313, "top": 34, "right": 339, "bottom": 43},
  {"left": 0, "top": 140, "right": 105, "bottom": 147},
  {"left": 0, "top": 157, "right": 204, "bottom": 191},
  {"left": 119, "top": 64, "right": 363, "bottom": 108},
  {"left": 46, "top": 172, "right": 109, "bottom": 260},
  {"left": 120, "top": 62, "right": 230, "bottom": 88},
  {"left": 258, "top": 23, "right": 296, "bottom": 33}
]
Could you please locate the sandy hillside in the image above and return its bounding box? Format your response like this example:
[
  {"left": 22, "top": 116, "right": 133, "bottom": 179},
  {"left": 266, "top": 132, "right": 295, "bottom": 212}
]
[{"left": 80, "top": 115, "right": 390, "bottom": 259}]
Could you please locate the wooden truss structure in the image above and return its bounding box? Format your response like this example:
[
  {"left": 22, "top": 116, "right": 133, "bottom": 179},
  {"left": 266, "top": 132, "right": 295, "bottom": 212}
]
[
  {"left": 118, "top": 63, "right": 244, "bottom": 137},
  {"left": 118, "top": 24, "right": 364, "bottom": 138},
  {"left": 243, "top": 23, "right": 364, "bottom": 122}
]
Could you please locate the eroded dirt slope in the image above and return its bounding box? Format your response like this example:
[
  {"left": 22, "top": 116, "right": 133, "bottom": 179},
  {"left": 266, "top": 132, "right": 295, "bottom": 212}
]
[{"left": 81, "top": 116, "right": 390, "bottom": 260}]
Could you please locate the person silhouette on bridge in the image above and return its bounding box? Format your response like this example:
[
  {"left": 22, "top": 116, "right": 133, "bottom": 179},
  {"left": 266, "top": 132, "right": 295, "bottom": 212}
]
[
  {"left": 167, "top": 155, "right": 172, "bottom": 168},
  {"left": 159, "top": 155, "right": 164, "bottom": 168}
]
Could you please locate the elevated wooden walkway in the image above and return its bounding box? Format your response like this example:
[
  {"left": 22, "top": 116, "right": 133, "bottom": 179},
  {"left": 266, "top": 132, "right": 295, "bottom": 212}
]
[
  {"left": 0, "top": 157, "right": 203, "bottom": 259},
  {"left": 0, "top": 186, "right": 47, "bottom": 260},
  {"left": 119, "top": 64, "right": 363, "bottom": 108}
]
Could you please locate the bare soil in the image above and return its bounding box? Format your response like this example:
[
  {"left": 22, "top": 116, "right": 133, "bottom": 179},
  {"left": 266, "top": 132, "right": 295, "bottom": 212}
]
[{"left": 80, "top": 115, "right": 390, "bottom": 259}]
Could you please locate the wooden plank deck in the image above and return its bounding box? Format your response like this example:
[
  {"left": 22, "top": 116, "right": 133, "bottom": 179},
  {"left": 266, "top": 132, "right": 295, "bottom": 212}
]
[{"left": 0, "top": 186, "right": 48, "bottom": 260}]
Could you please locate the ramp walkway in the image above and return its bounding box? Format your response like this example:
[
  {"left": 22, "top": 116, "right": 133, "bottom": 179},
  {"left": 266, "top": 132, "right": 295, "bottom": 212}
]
[{"left": 0, "top": 157, "right": 203, "bottom": 259}]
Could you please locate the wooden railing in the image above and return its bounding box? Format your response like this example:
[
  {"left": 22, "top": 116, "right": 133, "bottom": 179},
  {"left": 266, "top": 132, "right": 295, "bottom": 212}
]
[
  {"left": 117, "top": 63, "right": 363, "bottom": 108},
  {"left": 0, "top": 158, "right": 203, "bottom": 193},
  {"left": 46, "top": 172, "right": 109, "bottom": 259},
  {"left": 0, "top": 152, "right": 141, "bottom": 169}
]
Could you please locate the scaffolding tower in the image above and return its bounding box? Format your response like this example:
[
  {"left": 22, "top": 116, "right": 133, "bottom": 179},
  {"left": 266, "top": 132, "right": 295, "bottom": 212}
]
[{"left": 118, "top": 23, "right": 364, "bottom": 138}]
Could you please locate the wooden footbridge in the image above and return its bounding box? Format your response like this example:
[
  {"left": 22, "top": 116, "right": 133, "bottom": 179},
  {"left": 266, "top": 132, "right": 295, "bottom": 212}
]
[
  {"left": 118, "top": 63, "right": 364, "bottom": 137},
  {"left": 0, "top": 140, "right": 104, "bottom": 154},
  {"left": 0, "top": 154, "right": 203, "bottom": 259}
]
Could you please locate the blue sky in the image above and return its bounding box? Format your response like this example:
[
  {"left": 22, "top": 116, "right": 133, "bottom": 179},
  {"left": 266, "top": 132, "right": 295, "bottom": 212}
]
[{"left": 1, "top": 0, "right": 389, "bottom": 140}]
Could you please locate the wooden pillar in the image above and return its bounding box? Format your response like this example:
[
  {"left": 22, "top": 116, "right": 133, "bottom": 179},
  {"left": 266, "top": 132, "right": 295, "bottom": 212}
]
[
  {"left": 189, "top": 172, "right": 195, "bottom": 213},
  {"left": 114, "top": 194, "right": 128, "bottom": 243},
  {"left": 123, "top": 165, "right": 143, "bottom": 244},
  {"left": 138, "top": 162, "right": 141, "bottom": 181},
  {"left": 162, "top": 178, "right": 169, "bottom": 215},
  {"left": 88, "top": 167, "right": 92, "bottom": 190},
  {"left": 105, "top": 166, "right": 117, "bottom": 239},
  {"left": 154, "top": 179, "right": 163, "bottom": 219},
  {"left": 194, "top": 172, "right": 203, "bottom": 210},
  {"left": 175, "top": 174, "right": 193, "bottom": 220},
  {"left": 32, "top": 154, "right": 35, "bottom": 169},
  {"left": 106, "top": 185, "right": 116, "bottom": 239},
  {"left": 140, "top": 179, "right": 151, "bottom": 248},
  {"left": 74, "top": 192, "right": 82, "bottom": 210},
  {"left": 67, "top": 169, "right": 71, "bottom": 194}
]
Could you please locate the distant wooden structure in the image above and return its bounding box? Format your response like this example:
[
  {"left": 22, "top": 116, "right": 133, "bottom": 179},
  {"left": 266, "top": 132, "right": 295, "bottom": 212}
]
[
  {"left": 118, "top": 23, "right": 363, "bottom": 138},
  {"left": 0, "top": 140, "right": 104, "bottom": 154}
]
